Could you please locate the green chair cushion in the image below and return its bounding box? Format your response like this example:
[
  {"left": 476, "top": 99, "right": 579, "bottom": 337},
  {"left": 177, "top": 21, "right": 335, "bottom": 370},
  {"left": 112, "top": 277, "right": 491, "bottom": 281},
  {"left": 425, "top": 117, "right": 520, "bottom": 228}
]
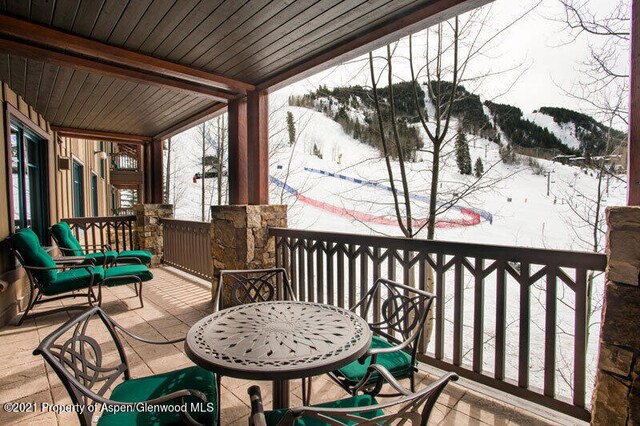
[
  {"left": 43, "top": 266, "right": 105, "bottom": 296},
  {"left": 50, "top": 222, "right": 85, "bottom": 256},
  {"left": 98, "top": 366, "right": 217, "bottom": 426},
  {"left": 103, "top": 264, "right": 153, "bottom": 286},
  {"left": 335, "top": 336, "right": 413, "bottom": 384},
  {"left": 10, "top": 228, "right": 58, "bottom": 285},
  {"left": 118, "top": 250, "right": 153, "bottom": 265},
  {"left": 84, "top": 251, "right": 119, "bottom": 265},
  {"left": 264, "top": 394, "right": 381, "bottom": 426}
]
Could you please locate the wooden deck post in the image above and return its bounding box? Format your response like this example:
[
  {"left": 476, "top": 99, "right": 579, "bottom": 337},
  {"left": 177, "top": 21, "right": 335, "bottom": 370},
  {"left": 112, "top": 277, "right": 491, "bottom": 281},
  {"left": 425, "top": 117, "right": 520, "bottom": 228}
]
[
  {"left": 144, "top": 138, "right": 163, "bottom": 204},
  {"left": 628, "top": 0, "right": 639, "bottom": 205},
  {"left": 247, "top": 90, "right": 269, "bottom": 205},
  {"left": 228, "top": 97, "right": 248, "bottom": 205}
]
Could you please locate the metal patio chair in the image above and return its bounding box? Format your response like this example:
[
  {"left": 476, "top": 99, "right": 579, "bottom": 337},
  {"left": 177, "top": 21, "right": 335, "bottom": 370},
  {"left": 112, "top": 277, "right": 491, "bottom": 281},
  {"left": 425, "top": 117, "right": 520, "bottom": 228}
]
[
  {"left": 249, "top": 364, "right": 458, "bottom": 426},
  {"left": 34, "top": 307, "right": 218, "bottom": 426},
  {"left": 214, "top": 267, "right": 296, "bottom": 311},
  {"left": 50, "top": 221, "right": 152, "bottom": 267},
  {"left": 327, "top": 278, "right": 436, "bottom": 398}
]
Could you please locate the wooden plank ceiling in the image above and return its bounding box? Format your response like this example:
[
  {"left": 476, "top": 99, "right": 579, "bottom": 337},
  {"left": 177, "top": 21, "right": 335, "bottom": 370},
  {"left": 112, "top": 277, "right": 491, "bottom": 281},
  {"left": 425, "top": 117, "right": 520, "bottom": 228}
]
[{"left": 0, "top": 0, "right": 488, "bottom": 138}]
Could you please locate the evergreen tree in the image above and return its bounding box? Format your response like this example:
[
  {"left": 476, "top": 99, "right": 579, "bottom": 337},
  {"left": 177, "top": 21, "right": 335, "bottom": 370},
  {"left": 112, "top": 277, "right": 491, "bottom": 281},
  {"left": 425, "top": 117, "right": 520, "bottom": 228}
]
[
  {"left": 286, "top": 111, "right": 296, "bottom": 146},
  {"left": 455, "top": 130, "right": 472, "bottom": 175},
  {"left": 474, "top": 157, "right": 484, "bottom": 177}
]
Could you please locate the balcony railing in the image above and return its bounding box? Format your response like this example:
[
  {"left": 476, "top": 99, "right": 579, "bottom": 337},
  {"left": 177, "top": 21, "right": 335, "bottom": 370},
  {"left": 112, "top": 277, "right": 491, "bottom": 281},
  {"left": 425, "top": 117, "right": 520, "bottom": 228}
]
[
  {"left": 62, "top": 215, "right": 136, "bottom": 253},
  {"left": 110, "top": 153, "right": 139, "bottom": 171},
  {"left": 161, "top": 218, "right": 212, "bottom": 280},
  {"left": 270, "top": 227, "right": 606, "bottom": 421}
]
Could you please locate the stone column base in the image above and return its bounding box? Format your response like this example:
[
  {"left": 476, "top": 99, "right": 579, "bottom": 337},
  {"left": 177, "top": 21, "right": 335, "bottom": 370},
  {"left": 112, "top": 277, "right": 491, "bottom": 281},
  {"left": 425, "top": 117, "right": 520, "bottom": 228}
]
[
  {"left": 210, "top": 205, "right": 287, "bottom": 299},
  {"left": 591, "top": 207, "right": 640, "bottom": 425},
  {"left": 133, "top": 204, "right": 174, "bottom": 267}
]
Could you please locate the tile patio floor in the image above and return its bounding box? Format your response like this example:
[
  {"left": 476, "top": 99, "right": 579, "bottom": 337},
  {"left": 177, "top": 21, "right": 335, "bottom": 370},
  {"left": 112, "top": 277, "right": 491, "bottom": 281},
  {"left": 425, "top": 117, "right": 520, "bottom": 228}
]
[{"left": 0, "top": 267, "right": 585, "bottom": 425}]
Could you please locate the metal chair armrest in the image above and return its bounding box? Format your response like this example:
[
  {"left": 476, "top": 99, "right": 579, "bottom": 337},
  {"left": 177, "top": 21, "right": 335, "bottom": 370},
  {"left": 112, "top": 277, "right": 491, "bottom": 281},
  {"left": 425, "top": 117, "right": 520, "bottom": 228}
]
[
  {"left": 248, "top": 386, "right": 267, "bottom": 426},
  {"left": 111, "top": 319, "right": 185, "bottom": 345},
  {"left": 22, "top": 264, "right": 97, "bottom": 271},
  {"left": 352, "top": 364, "right": 412, "bottom": 396},
  {"left": 115, "top": 256, "right": 143, "bottom": 265}
]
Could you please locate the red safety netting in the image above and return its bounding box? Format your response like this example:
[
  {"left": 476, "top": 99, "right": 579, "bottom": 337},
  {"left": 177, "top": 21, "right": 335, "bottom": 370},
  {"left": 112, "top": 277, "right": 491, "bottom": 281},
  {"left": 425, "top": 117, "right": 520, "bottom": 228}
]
[{"left": 296, "top": 194, "right": 481, "bottom": 228}]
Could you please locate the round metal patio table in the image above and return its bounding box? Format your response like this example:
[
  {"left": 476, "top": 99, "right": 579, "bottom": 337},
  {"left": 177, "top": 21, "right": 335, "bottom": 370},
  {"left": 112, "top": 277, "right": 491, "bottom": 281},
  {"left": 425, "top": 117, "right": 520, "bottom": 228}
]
[{"left": 185, "top": 300, "right": 372, "bottom": 409}]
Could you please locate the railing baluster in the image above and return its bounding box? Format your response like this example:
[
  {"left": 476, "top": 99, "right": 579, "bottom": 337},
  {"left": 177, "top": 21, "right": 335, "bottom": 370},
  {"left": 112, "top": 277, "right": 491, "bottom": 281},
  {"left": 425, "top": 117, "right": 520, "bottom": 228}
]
[
  {"left": 327, "top": 242, "right": 334, "bottom": 306},
  {"left": 435, "top": 253, "right": 444, "bottom": 360},
  {"left": 473, "top": 258, "right": 484, "bottom": 373},
  {"left": 545, "top": 267, "right": 558, "bottom": 398},
  {"left": 373, "top": 247, "right": 381, "bottom": 325},
  {"left": 290, "top": 238, "right": 298, "bottom": 299},
  {"left": 573, "top": 268, "right": 588, "bottom": 408},
  {"left": 307, "top": 240, "right": 314, "bottom": 303},
  {"left": 388, "top": 250, "right": 396, "bottom": 282},
  {"left": 298, "top": 240, "right": 306, "bottom": 301},
  {"left": 348, "top": 244, "right": 356, "bottom": 309},
  {"left": 359, "top": 248, "right": 368, "bottom": 318},
  {"left": 418, "top": 255, "right": 427, "bottom": 353},
  {"left": 337, "top": 244, "right": 345, "bottom": 308},
  {"left": 453, "top": 256, "right": 464, "bottom": 366},
  {"left": 519, "top": 262, "right": 531, "bottom": 388},
  {"left": 316, "top": 243, "right": 324, "bottom": 304},
  {"left": 495, "top": 261, "right": 507, "bottom": 380}
]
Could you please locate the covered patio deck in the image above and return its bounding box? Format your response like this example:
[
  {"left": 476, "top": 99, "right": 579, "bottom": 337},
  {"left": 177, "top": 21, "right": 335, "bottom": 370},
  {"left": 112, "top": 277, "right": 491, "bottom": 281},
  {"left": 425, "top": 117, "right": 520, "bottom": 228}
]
[{"left": 0, "top": 267, "right": 574, "bottom": 426}]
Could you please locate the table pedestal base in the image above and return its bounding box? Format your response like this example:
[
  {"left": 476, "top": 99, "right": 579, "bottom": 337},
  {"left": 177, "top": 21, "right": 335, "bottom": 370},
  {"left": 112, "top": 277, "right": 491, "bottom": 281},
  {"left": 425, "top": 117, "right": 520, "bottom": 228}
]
[{"left": 272, "top": 379, "right": 290, "bottom": 409}]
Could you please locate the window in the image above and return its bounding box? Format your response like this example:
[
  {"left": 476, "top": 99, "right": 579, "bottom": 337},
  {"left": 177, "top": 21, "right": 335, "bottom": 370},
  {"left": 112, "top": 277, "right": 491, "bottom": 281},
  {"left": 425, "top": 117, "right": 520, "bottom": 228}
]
[
  {"left": 72, "top": 160, "right": 85, "bottom": 217},
  {"left": 91, "top": 174, "right": 99, "bottom": 216},
  {"left": 10, "top": 122, "right": 49, "bottom": 241}
]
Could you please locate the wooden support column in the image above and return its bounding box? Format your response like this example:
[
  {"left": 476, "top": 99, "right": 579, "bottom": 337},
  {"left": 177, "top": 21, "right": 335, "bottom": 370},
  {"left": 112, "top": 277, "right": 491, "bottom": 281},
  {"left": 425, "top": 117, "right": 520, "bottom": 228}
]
[
  {"left": 247, "top": 90, "right": 269, "bottom": 205},
  {"left": 144, "top": 139, "right": 164, "bottom": 204},
  {"left": 228, "top": 98, "right": 248, "bottom": 205},
  {"left": 628, "top": 0, "right": 640, "bottom": 205}
]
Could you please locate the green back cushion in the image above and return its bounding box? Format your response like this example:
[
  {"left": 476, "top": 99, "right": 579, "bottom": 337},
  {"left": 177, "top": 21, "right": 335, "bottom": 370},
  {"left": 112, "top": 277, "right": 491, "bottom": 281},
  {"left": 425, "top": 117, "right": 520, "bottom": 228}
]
[
  {"left": 11, "top": 228, "right": 57, "bottom": 284},
  {"left": 51, "top": 222, "right": 84, "bottom": 256}
]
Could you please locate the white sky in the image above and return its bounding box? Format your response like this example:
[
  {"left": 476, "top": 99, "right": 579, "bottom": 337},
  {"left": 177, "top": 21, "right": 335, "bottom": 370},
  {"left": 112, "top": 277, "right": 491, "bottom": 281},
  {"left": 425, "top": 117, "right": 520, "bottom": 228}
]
[{"left": 275, "top": 0, "right": 629, "bottom": 128}]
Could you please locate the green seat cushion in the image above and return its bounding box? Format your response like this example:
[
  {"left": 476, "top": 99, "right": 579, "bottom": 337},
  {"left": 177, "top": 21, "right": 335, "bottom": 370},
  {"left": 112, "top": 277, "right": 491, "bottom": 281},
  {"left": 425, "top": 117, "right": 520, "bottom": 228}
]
[
  {"left": 98, "top": 366, "right": 217, "bottom": 426},
  {"left": 264, "top": 394, "right": 381, "bottom": 426},
  {"left": 10, "top": 228, "right": 58, "bottom": 284},
  {"left": 335, "top": 336, "right": 413, "bottom": 384},
  {"left": 50, "top": 222, "right": 85, "bottom": 256},
  {"left": 84, "top": 251, "right": 118, "bottom": 265},
  {"left": 103, "top": 264, "right": 153, "bottom": 286},
  {"left": 118, "top": 250, "right": 153, "bottom": 264},
  {"left": 43, "top": 266, "right": 104, "bottom": 296}
]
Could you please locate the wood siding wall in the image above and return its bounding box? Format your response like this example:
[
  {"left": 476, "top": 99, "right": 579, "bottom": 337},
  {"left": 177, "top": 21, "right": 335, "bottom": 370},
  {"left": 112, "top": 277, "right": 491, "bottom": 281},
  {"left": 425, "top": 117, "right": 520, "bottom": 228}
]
[{"left": 0, "top": 81, "right": 114, "bottom": 325}]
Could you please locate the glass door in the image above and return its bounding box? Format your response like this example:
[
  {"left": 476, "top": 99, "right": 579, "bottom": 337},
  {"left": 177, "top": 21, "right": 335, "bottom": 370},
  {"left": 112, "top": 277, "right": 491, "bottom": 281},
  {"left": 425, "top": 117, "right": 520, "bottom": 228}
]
[
  {"left": 72, "top": 160, "right": 85, "bottom": 218},
  {"left": 10, "top": 123, "right": 48, "bottom": 241},
  {"left": 91, "top": 174, "right": 98, "bottom": 216}
]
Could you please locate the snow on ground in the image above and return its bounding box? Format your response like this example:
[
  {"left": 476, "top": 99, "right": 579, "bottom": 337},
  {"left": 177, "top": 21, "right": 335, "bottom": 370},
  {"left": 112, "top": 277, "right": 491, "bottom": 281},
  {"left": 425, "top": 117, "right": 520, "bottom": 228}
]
[
  {"left": 525, "top": 111, "right": 582, "bottom": 151},
  {"left": 169, "top": 103, "right": 626, "bottom": 405}
]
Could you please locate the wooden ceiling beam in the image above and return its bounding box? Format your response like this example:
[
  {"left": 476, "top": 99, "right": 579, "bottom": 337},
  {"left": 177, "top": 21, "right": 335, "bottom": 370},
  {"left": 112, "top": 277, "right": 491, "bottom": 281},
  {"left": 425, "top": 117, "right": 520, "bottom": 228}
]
[
  {"left": 52, "top": 126, "right": 151, "bottom": 144},
  {"left": 257, "top": 0, "right": 491, "bottom": 92},
  {"left": 0, "top": 38, "right": 234, "bottom": 102},
  {"left": 0, "top": 14, "right": 253, "bottom": 95},
  {"left": 153, "top": 102, "right": 228, "bottom": 140}
]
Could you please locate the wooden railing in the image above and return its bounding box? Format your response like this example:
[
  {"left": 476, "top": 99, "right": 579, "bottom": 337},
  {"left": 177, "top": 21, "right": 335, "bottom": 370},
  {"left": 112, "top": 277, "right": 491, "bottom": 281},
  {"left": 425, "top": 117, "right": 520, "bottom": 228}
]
[
  {"left": 270, "top": 227, "right": 607, "bottom": 421},
  {"left": 162, "top": 219, "right": 212, "bottom": 280},
  {"left": 62, "top": 216, "right": 136, "bottom": 253},
  {"left": 112, "top": 208, "right": 134, "bottom": 216},
  {"left": 111, "top": 153, "right": 138, "bottom": 171}
]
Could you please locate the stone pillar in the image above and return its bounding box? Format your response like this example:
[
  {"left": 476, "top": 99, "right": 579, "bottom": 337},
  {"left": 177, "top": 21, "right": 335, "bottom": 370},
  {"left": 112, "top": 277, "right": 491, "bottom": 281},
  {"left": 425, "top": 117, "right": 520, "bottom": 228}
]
[
  {"left": 591, "top": 207, "right": 640, "bottom": 425},
  {"left": 210, "top": 205, "right": 287, "bottom": 297},
  {"left": 133, "top": 204, "right": 173, "bottom": 267}
]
